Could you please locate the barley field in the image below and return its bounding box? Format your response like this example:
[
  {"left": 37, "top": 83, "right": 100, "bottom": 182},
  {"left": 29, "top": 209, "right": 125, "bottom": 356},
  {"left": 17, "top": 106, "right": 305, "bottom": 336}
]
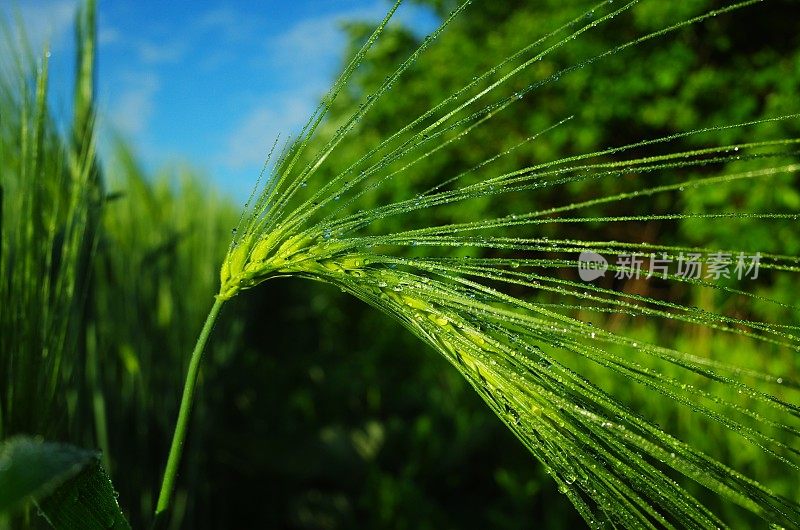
[{"left": 1, "top": 1, "right": 799, "bottom": 528}]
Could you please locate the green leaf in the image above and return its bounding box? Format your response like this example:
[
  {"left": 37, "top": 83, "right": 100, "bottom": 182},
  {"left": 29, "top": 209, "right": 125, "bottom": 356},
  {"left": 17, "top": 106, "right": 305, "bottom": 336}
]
[
  {"left": 38, "top": 461, "right": 131, "bottom": 530},
  {"left": 0, "top": 436, "right": 95, "bottom": 514},
  {"left": 0, "top": 436, "right": 130, "bottom": 529}
]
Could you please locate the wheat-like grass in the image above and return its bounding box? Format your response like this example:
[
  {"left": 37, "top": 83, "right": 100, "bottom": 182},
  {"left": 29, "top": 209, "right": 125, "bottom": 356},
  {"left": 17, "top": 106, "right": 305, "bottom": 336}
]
[
  {"left": 157, "top": 1, "right": 800, "bottom": 527},
  {"left": 0, "top": 0, "right": 101, "bottom": 441}
]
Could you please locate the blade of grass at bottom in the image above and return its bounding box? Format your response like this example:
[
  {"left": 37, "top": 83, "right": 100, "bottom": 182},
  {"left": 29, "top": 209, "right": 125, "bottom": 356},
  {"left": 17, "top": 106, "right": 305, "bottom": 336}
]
[{"left": 0, "top": 436, "right": 131, "bottom": 530}]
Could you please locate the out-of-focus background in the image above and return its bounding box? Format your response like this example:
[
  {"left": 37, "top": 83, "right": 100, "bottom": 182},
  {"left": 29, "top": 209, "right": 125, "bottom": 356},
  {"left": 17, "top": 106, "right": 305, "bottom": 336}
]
[
  {"left": 2, "top": 0, "right": 439, "bottom": 199},
  {"left": 1, "top": 0, "right": 799, "bottom": 528}
]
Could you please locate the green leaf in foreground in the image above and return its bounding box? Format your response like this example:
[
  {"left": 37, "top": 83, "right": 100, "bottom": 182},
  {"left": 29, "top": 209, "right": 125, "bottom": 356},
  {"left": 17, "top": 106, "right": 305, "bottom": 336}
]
[
  {"left": 0, "top": 437, "right": 95, "bottom": 515},
  {"left": 0, "top": 437, "right": 130, "bottom": 530}
]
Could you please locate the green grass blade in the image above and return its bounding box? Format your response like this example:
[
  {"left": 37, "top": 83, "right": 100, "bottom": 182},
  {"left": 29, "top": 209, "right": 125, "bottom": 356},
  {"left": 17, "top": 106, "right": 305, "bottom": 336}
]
[{"left": 0, "top": 436, "right": 130, "bottom": 530}]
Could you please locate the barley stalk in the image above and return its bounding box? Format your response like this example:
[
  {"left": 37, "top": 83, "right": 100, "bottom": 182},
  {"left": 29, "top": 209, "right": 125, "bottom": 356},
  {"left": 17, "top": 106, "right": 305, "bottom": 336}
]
[{"left": 156, "top": 0, "right": 800, "bottom": 527}]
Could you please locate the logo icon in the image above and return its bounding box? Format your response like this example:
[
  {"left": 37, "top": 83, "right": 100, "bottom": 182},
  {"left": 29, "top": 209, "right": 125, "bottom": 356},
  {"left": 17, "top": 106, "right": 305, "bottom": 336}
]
[{"left": 578, "top": 251, "right": 608, "bottom": 281}]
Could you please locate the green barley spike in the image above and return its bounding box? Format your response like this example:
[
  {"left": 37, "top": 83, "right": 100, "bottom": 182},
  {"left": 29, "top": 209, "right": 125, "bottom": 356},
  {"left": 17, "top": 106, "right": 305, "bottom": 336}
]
[{"left": 155, "top": 1, "right": 800, "bottom": 528}]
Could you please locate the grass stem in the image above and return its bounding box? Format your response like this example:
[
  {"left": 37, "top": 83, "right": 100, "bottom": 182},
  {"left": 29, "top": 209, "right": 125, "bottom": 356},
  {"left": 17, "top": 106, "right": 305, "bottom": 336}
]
[{"left": 155, "top": 297, "right": 224, "bottom": 518}]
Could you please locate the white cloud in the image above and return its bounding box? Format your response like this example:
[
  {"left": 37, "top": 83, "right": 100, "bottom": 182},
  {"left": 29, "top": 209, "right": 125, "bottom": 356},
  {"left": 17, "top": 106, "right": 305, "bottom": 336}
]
[
  {"left": 270, "top": 16, "right": 343, "bottom": 67},
  {"left": 193, "top": 7, "right": 255, "bottom": 41},
  {"left": 265, "top": 2, "right": 388, "bottom": 79},
  {"left": 222, "top": 94, "right": 312, "bottom": 170},
  {"left": 198, "top": 49, "right": 235, "bottom": 71},
  {"left": 0, "top": 0, "right": 77, "bottom": 53},
  {"left": 98, "top": 26, "right": 121, "bottom": 45},
  {"left": 136, "top": 40, "right": 187, "bottom": 65},
  {"left": 217, "top": 2, "right": 401, "bottom": 174},
  {"left": 194, "top": 7, "right": 238, "bottom": 31},
  {"left": 110, "top": 71, "right": 160, "bottom": 136}
]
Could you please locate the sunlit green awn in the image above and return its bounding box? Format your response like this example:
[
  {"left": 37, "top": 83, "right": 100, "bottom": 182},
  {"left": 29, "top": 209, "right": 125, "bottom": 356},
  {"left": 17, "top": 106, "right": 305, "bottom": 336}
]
[{"left": 155, "top": 0, "right": 800, "bottom": 527}]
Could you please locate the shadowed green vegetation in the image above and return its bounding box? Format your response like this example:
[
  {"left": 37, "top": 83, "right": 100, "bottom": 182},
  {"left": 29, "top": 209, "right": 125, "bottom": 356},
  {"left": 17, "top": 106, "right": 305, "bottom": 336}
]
[{"left": 1, "top": 1, "right": 799, "bottom": 529}]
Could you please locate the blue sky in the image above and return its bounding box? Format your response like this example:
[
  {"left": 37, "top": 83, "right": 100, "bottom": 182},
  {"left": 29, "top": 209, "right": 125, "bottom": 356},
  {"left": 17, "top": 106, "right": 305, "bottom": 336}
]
[{"left": 2, "top": 0, "right": 438, "bottom": 200}]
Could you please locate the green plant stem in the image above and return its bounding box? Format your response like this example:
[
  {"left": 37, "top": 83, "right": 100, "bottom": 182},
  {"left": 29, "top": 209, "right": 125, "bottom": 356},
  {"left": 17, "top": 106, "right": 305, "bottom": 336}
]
[{"left": 155, "top": 297, "right": 224, "bottom": 518}]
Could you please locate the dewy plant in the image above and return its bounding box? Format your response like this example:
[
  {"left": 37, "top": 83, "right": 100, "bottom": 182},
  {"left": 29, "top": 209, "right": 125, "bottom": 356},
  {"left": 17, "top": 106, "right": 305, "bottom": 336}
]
[{"left": 153, "top": 0, "right": 800, "bottom": 528}]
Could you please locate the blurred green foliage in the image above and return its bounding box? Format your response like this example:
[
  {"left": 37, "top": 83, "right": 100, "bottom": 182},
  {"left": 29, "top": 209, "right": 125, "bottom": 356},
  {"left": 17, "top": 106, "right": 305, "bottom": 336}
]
[{"left": 2, "top": 1, "right": 799, "bottom": 529}]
